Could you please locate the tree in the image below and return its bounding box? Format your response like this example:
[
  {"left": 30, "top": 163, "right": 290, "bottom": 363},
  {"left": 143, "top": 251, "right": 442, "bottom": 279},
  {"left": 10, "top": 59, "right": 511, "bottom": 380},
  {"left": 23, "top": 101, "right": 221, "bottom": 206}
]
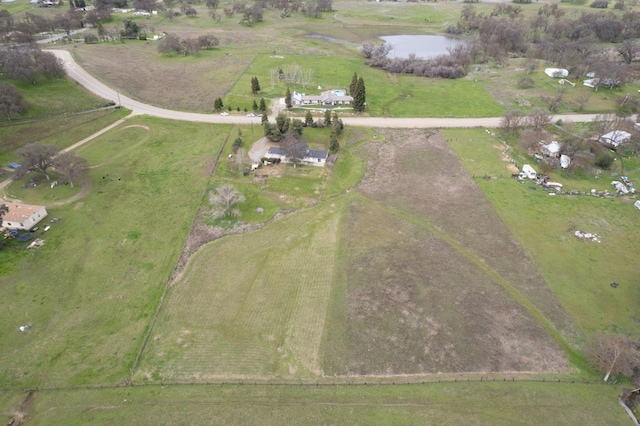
[
  {"left": 209, "top": 183, "right": 245, "bottom": 218},
  {"left": 252, "top": 100, "right": 258, "bottom": 111},
  {"left": 16, "top": 143, "right": 58, "bottom": 181},
  {"left": 133, "top": 0, "right": 155, "bottom": 12},
  {"left": 349, "top": 72, "right": 358, "bottom": 95},
  {"left": 214, "top": 97, "right": 224, "bottom": 111},
  {"left": 500, "top": 110, "right": 525, "bottom": 136},
  {"left": 198, "top": 34, "right": 219, "bottom": 49},
  {"left": 281, "top": 131, "right": 309, "bottom": 166},
  {"left": 0, "top": 82, "right": 28, "bottom": 122},
  {"left": 329, "top": 131, "right": 339, "bottom": 153},
  {"left": 324, "top": 109, "right": 332, "bottom": 125},
  {"left": 352, "top": 76, "right": 366, "bottom": 113},
  {"left": 275, "top": 112, "right": 290, "bottom": 134},
  {"left": 617, "top": 39, "right": 639, "bottom": 64},
  {"left": 53, "top": 152, "right": 88, "bottom": 188},
  {"left": 157, "top": 34, "right": 182, "bottom": 55},
  {"left": 285, "top": 87, "right": 292, "bottom": 109},
  {"left": 291, "top": 118, "right": 304, "bottom": 135},
  {"left": 251, "top": 77, "right": 261, "bottom": 94},
  {"left": 304, "top": 110, "right": 313, "bottom": 127},
  {"left": 316, "top": 0, "right": 332, "bottom": 12},
  {"left": 586, "top": 332, "right": 639, "bottom": 381},
  {"left": 0, "top": 204, "right": 8, "bottom": 227},
  {"left": 527, "top": 108, "right": 552, "bottom": 131},
  {"left": 259, "top": 97, "right": 267, "bottom": 113}
]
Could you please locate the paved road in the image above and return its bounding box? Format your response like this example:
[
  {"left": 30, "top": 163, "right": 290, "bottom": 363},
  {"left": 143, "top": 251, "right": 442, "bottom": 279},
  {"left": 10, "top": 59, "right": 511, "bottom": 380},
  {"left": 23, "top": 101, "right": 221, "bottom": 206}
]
[{"left": 47, "top": 49, "right": 602, "bottom": 128}]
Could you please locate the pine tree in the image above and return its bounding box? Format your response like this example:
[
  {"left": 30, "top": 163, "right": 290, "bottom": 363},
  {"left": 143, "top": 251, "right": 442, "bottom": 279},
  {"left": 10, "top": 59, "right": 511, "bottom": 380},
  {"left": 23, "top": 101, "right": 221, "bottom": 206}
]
[
  {"left": 285, "top": 87, "right": 292, "bottom": 109},
  {"left": 259, "top": 97, "right": 267, "bottom": 112},
  {"left": 329, "top": 131, "right": 339, "bottom": 153},
  {"left": 304, "top": 110, "right": 313, "bottom": 127},
  {"left": 261, "top": 114, "right": 268, "bottom": 125},
  {"left": 251, "top": 77, "right": 261, "bottom": 95},
  {"left": 349, "top": 72, "right": 358, "bottom": 95},
  {"left": 252, "top": 100, "right": 258, "bottom": 111},
  {"left": 214, "top": 97, "right": 224, "bottom": 111},
  {"left": 353, "top": 76, "right": 366, "bottom": 113},
  {"left": 324, "top": 109, "right": 332, "bottom": 125}
]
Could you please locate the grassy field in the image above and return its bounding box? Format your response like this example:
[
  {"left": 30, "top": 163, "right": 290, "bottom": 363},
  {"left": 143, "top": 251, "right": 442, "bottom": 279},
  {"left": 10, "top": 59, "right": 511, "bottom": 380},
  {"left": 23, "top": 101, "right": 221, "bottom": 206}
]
[
  {"left": 444, "top": 128, "right": 640, "bottom": 339},
  {"left": 1, "top": 382, "right": 628, "bottom": 425},
  {"left": 0, "top": 116, "right": 227, "bottom": 387}
]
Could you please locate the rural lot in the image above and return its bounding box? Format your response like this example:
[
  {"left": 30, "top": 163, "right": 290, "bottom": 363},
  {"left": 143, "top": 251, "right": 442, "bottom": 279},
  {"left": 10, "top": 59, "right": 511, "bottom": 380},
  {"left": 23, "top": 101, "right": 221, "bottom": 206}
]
[{"left": 1, "top": 0, "right": 640, "bottom": 423}]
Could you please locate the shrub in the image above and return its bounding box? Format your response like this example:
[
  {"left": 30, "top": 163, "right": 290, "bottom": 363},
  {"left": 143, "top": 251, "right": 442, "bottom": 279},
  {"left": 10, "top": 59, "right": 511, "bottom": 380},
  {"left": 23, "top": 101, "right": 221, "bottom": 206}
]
[
  {"left": 594, "top": 152, "right": 614, "bottom": 169},
  {"left": 84, "top": 34, "right": 98, "bottom": 44},
  {"left": 513, "top": 0, "right": 531, "bottom": 3},
  {"left": 590, "top": 0, "right": 609, "bottom": 7}
]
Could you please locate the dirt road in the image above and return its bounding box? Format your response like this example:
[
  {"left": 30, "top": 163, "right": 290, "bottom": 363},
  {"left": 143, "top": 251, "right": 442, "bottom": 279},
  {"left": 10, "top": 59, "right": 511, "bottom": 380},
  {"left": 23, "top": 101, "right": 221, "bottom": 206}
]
[{"left": 47, "top": 49, "right": 602, "bottom": 129}]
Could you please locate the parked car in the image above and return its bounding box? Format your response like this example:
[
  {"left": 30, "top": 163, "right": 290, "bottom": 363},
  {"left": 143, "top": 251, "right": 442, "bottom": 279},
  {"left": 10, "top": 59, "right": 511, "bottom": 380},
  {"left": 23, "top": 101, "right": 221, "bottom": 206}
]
[
  {"left": 220, "top": 111, "right": 229, "bottom": 116},
  {"left": 247, "top": 113, "right": 256, "bottom": 117},
  {"left": 30, "top": 226, "right": 39, "bottom": 232}
]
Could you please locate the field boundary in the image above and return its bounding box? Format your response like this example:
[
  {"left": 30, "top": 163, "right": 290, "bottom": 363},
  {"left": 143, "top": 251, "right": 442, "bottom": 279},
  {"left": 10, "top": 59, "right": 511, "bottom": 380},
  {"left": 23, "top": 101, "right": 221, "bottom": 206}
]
[{"left": 0, "top": 376, "right": 618, "bottom": 393}]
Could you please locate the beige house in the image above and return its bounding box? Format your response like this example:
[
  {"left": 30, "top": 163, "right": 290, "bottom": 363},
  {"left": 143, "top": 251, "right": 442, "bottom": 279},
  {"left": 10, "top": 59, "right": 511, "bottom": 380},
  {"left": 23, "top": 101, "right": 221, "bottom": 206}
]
[
  {"left": 291, "top": 90, "right": 353, "bottom": 107},
  {"left": 2, "top": 203, "right": 48, "bottom": 231}
]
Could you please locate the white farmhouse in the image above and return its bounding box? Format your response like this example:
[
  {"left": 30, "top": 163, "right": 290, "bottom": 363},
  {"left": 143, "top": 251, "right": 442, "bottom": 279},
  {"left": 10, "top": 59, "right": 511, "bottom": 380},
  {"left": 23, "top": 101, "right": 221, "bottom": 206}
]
[
  {"left": 600, "top": 130, "right": 631, "bottom": 149},
  {"left": 2, "top": 203, "right": 48, "bottom": 231}
]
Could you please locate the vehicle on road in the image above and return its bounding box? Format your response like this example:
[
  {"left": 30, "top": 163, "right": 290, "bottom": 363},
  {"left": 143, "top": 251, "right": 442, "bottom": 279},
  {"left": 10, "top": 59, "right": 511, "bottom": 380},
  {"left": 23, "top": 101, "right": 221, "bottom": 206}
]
[
  {"left": 220, "top": 112, "right": 229, "bottom": 116},
  {"left": 247, "top": 113, "right": 255, "bottom": 117}
]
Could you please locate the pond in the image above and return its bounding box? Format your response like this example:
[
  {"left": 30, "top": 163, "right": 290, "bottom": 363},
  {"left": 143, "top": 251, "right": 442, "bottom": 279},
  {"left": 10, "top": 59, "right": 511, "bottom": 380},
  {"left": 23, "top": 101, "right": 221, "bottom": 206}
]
[{"left": 379, "top": 35, "right": 468, "bottom": 60}]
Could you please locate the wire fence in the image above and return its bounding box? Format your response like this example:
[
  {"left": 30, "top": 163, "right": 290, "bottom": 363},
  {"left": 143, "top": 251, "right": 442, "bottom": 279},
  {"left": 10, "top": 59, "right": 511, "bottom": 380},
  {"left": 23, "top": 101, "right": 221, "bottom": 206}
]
[{"left": 0, "top": 376, "right": 616, "bottom": 393}]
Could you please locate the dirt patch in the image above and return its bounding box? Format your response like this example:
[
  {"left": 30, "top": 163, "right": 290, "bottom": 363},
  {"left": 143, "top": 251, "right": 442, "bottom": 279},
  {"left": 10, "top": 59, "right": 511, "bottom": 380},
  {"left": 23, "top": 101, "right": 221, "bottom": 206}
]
[
  {"left": 335, "top": 128, "right": 574, "bottom": 375},
  {"left": 73, "top": 201, "right": 84, "bottom": 210},
  {"left": 7, "top": 391, "right": 36, "bottom": 426}
]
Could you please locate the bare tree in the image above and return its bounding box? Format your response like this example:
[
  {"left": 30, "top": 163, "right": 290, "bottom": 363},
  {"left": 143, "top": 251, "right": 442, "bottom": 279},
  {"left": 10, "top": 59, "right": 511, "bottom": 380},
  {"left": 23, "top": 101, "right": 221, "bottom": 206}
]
[
  {"left": 53, "top": 152, "right": 88, "bottom": 188},
  {"left": 500, "top": 110, "right": 525, "bottom": 136},
  {"left": 0, "top": 82, "right": 28, "bottom": 122},
  {"left": 209, "top": 183, "right": 245, "bottom": 218},
  {"left": 280, "top": 131, "right": 309, "bottom": 166},
  {"left": 157, "top": 34, "right": 182, "bottom": 55},
  {"left": 617, "top": 39, "right": 639, "bottom": 64},
  {"left": 16, "top": 143, "right": 58, "bottom": 181},
  {"left": 586, "top": 332, "right": 639, "bottom": 381},
  {"left": 527, "top": 108, "right": 552, "bottom": 131}
]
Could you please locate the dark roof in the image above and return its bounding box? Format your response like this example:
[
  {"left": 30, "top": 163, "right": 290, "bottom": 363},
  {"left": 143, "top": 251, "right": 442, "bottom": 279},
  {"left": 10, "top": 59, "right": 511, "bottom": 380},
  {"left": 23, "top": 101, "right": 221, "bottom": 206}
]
[
  {"left": 305, "top": 149, "right": 328, "bottom": 160},
  {"left": 267, "top": 147, "right": 284, "bottom": 155}
]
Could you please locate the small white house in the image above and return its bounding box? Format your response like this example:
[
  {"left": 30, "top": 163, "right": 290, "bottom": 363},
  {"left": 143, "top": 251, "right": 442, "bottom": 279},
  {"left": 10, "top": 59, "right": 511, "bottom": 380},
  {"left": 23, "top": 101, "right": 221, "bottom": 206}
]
[
  {"left": 521, "top": 164, "right": 537, "bottom": 180},
  {"left": 560, "top": 154, "right": 571, "bottom": 169},
  {"left": 2, "top": 203, "right": 48, "bottom": 231},
  {"left": 545, "top": 68, "right": 569, "bottom": 78},
  {"left": 264, "top": 146, "right": 328, "bottom": 166},
  {"left": 600, "top": 130, "right": 631, "bottom": 149}
]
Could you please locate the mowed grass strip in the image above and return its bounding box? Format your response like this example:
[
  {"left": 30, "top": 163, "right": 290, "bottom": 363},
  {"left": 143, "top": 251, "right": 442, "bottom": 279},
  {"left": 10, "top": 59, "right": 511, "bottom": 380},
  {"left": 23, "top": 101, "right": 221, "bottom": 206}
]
[
  {"left": 0, "top": 117, "right": 226, "bottom": 387},
  {"left": 137, "top": 200, "right": 344, "bottom": 381},
  {"left": 14, "top": 381, "right": 628, "bottom": 425},
  {"left": 444, "top": 128, "right": 640, "bottom": 338}
]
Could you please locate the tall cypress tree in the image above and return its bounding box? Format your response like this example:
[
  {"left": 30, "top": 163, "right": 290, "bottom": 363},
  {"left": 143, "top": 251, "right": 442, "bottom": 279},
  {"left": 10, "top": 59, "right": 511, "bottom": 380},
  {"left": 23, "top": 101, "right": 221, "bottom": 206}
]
[
  {"left": 259, "top": 97, "right": 267, "bottom": 113},
  {"left": 304, "top": 110, "right": 313, "bottom": 127},
  {"left": 349, "top": 72, "right": 358, "bottom": 95},
  {"left": 285, "top": 87, "right": 292, "bottom": 109},
  {"left": 353, "top": 76, "right": 366, "bottom": 112}
]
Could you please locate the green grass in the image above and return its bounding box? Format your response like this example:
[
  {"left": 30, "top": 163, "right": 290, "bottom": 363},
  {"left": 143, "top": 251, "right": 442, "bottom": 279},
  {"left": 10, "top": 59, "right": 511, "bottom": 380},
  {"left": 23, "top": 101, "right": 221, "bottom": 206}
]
[
  {"left": 444, "top": 128, "right": 640, "bottom": 339},
  {"left": 4, "top": 382, "right": 628, "bottom": 425},
  {"left": 137, "top": 199, "right": 344, "bottom": 381},
  {"left": 0, "top": 116, "right": 226, "bottom": 387}
]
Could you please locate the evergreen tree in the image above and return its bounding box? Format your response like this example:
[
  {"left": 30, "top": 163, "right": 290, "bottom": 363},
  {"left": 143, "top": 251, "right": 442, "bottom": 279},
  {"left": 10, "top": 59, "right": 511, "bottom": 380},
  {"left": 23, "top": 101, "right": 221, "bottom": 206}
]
[
  {"left": 324, "top": 109, "right": 331, "bottom": 125},
  {"left": 259, "top": 97, "right": 267, "bottom": 112},
  {"left": 261, "top": 114, "right": 268, "bottom": 125},
  {"left": 214, "top": 97, "right": 224, "bottom": 111},
  {"left": 349, "top": 72, "right": 358, "bottom": 95},
  {"left": 275, "top": 112, "right": 290, "bottom": 134},
  {"left": 329, "top": 131, "right": 339, "bottom": 153},
  {"left": 251, "top": 77, "right": 261, "bottom": 94},
  {"left": 292, "top": 118, "right": 304, "bottom": 135},
  {"left": 304, "top": 110, "right": 313, "bottom": 127},
  {"left": 353, "top": 76, "right": 366, "bottom": 113},
  {"left": 252, "top": 100, "right": 258, "bottom": 111},
  {"left": 285, "top": 87, "right": 292, "bottom": 109}
]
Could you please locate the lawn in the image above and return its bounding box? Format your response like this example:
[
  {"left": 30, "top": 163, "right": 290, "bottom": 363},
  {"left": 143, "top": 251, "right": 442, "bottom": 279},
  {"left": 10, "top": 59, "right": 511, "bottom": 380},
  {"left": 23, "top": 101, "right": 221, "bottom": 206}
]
[
  {"left": 444, "top": 128, "right": 640, "bottom": 339},
  {"left": 0, "top": 116, "right": 227, "bottom": 387},
  {"left": 3, "top": 381, "right": 628, "bottom": 425}
]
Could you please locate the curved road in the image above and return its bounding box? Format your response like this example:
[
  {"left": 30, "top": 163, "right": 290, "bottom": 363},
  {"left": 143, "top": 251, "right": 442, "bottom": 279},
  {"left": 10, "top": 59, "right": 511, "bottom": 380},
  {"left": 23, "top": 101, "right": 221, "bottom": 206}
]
[{"left": 47, "top": 49, "right": 601, "bottom": 128}]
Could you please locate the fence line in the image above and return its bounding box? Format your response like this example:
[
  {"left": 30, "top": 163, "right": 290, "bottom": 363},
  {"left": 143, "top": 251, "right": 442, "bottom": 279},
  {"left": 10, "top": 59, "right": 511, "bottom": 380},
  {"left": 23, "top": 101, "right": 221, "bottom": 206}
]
[{"left": 0, "top": 376, "right": 610, "bottom": 393}]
